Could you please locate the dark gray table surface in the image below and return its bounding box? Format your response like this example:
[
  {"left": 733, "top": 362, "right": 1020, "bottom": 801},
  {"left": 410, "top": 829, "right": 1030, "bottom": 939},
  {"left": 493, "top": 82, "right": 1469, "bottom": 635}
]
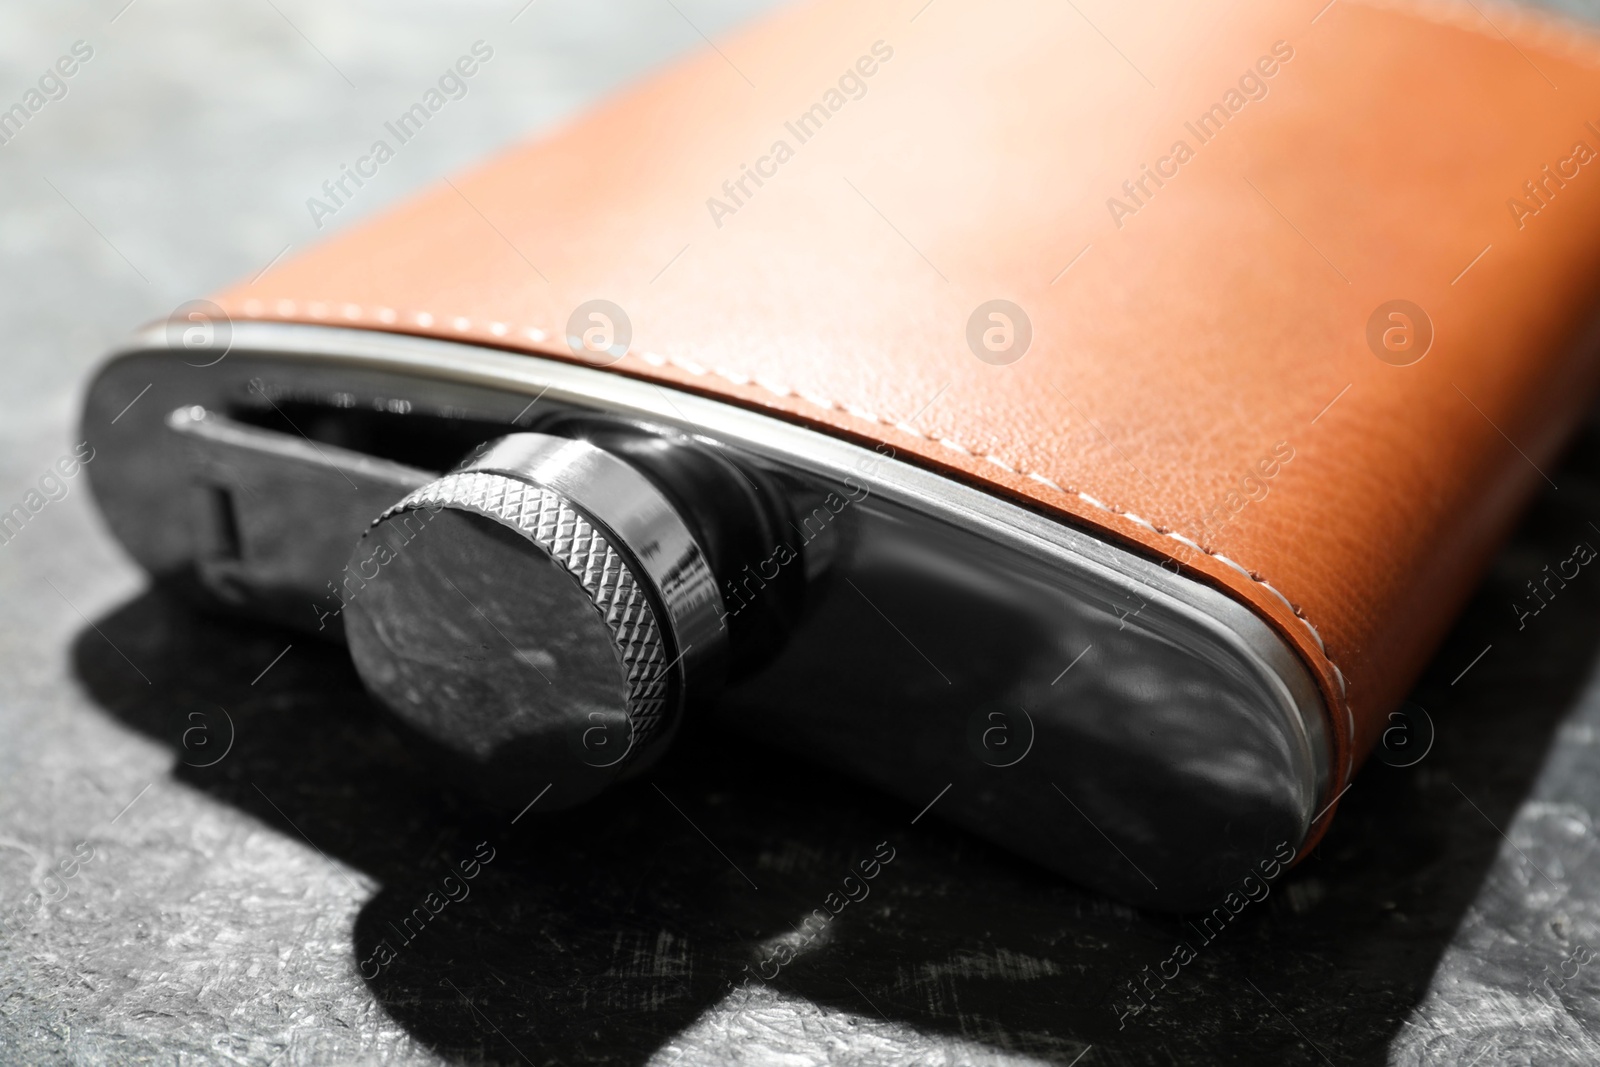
[{"left": 7, "top": 1, "right": 1600, "bottom": 1064}]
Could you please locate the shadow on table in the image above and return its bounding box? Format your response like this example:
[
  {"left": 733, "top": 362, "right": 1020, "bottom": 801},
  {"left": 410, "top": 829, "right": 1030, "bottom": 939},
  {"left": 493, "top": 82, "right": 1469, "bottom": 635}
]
[{"left": 67, "top": 416, "right": 1600, "bottom": 1066}]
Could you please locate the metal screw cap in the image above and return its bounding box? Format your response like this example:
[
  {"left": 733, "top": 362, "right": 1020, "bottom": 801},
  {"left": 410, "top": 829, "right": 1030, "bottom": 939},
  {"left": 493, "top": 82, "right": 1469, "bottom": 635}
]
[{"left": 343, "top": 433, "right": 726, "bottom": 809}]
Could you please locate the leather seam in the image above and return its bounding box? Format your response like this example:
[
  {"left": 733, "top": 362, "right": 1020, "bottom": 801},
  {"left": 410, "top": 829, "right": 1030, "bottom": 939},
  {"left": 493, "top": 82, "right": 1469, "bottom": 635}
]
[{"left": 243, "top": 297, "right": 1356, "bottom": 746}]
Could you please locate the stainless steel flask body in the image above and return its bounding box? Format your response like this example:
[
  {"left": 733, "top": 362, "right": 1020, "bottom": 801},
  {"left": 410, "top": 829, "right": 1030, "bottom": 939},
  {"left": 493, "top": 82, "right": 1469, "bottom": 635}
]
[{"left": 82, "top": 321, "right": 1328, "bottom": 910}]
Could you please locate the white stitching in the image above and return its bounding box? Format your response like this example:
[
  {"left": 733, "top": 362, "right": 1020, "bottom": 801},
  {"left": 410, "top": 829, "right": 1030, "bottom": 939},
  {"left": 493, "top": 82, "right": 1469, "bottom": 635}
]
[
  {"left": 798, "top": 391, "right": 836, "bottom": 411},
  {"left": 1027, "top": 471, "right": 1066, "bottom": 491},
  {"left": 243, "top": 299, "right": 1351, "bottom": 708}
]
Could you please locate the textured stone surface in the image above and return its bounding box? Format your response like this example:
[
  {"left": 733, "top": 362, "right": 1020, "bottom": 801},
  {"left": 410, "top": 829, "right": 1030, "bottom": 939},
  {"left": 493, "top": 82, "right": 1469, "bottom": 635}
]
[{"left": 6, "top": 1, "right": 1600, "bottom": 1064}]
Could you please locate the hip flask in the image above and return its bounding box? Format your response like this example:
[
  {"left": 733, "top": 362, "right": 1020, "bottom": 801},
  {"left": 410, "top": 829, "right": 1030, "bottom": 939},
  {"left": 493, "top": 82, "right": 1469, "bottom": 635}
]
[{"left": 80, "top": 0, "right": 1600, "bottom": 908}]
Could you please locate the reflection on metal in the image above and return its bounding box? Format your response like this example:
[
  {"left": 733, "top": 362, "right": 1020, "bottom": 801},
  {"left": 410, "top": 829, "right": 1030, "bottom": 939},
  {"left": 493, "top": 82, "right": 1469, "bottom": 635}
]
[
  {"left": 344, "top": 434, "right": 727, "bottom": 808},
  {"left": 165, "top": 404, "right": 431, "bottom": 631},
  {"left": 82, "top": 321, "right": 1331, "bottom": 910}
]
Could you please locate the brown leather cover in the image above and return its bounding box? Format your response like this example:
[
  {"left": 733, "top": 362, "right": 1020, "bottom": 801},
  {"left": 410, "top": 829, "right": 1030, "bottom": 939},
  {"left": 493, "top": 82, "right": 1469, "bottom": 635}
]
[{"left": 216, "top": 0, "right": 1600, "bottom": 846}]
